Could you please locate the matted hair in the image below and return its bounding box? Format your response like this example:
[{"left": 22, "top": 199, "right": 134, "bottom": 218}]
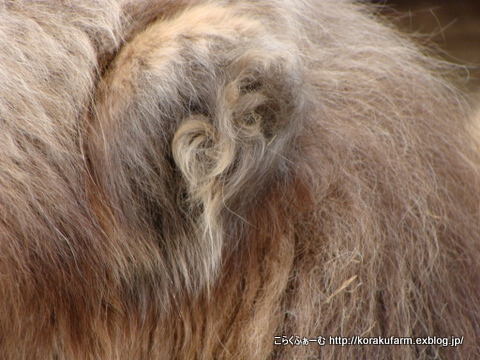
[{"left": 0, "top": 0, "right": 479, "bottom": 359}]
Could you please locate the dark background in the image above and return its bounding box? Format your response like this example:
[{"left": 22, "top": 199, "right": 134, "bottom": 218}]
[{"left": 372, "top": 0, "right": 480, "bottom": 92}]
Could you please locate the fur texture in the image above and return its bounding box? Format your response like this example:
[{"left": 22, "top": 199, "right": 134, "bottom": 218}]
[{"left": 1, "top": 0, "right": 479, "bottom": 359}]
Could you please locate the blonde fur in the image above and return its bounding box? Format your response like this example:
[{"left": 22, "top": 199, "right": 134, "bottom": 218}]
[{"left": 1, "top": 0, "right": 479, "bottom": 359}]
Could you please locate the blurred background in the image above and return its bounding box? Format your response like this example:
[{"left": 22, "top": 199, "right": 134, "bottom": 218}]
[{"left": 372, "top": 0, "right": 480, "bottom": 92}]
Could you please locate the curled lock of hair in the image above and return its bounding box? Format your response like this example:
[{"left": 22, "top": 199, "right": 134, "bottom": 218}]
[{"left": 90, "top": 4, "right": 310, "bottom": 291}]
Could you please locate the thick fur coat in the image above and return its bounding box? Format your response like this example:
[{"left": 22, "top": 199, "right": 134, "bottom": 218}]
[{"left": 0, "top": 0, "right": 479, "bottom": 359}]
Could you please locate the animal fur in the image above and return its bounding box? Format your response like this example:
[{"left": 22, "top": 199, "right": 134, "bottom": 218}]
[{"left": 0, "top": 0, "right": 479, "bottom": 359}]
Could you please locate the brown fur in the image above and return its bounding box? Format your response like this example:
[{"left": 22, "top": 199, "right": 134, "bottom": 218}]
[{"left": 1, "top": 0, "right": 479, "bottom": 359}]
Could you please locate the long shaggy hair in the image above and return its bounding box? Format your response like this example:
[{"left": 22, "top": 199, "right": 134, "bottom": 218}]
[{"left": 1, "top": 0, "right": 479, "bottom": 359}]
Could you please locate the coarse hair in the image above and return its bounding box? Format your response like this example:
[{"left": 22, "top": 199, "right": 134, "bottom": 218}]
[{"left": 0, "top": 0, "right": 479, "bottom": 359}]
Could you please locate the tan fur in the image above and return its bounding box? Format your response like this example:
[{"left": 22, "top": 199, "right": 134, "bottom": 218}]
[{"left": 1, "top": 0, "right": 479, "bottom": 359}]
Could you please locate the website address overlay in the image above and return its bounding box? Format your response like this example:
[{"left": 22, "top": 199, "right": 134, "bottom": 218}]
[{"left": 274, "top": 335, "right": 464, "bottom": 347}]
